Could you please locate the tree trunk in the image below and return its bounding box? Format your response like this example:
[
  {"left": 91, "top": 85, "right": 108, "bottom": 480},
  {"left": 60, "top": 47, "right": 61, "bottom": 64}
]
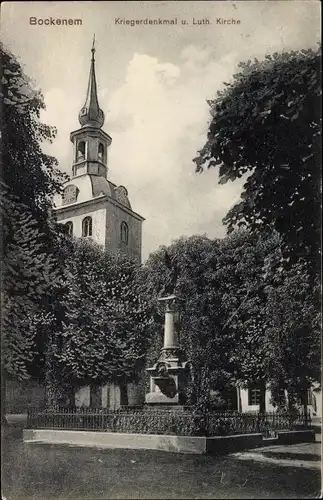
[
  {"left": 119, "top": 381, "right": 128, "bottom": 406},
  {"left": 259, "top": 382, "right": 266, "bottom": 413},
  {"left": 45, "top": 374, "right": 75, "bottom": 408},
  {"left": 64, "top": 384, "right": 76, "bottom": 408},
  {"left": 287, "top": 389, "right": 296, "bottom": 411},
  {"left": 1, "top": 370, "right": 8, "bottom": 426},
  {"left": 45, "top": 379, "right": 61, "bottom": 407},
  {"left": 90, "top": 385, "right": 102, "bottom": 408},
  {"left": 195, "top": 366, "right": 210, "bottom": 415},
  {"left": 236, "top": 386, "right": 242, "bottom": 412},
  {"left": 44, "top": 335, "right": 76, "bottom": 408},
  {"left": 187, "top": 364, "right": 198, "bottom": 407},
  {"left": 302, "top": 386, "right": 309, "bottom": 427}
]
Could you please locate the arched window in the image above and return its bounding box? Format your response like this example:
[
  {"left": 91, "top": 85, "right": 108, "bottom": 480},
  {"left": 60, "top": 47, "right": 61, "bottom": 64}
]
[
  {"left": 98, "top": 142, "right": 105, "bottom": 162},
  {"left": 65, "top": 221, "right": 73, "bottom": 237},
  {"left": 120, "top": 221, "right": 128, "bottom": 244},
  {"left": 82, "top": 216, "right": 92, "bottom": 237},
  {"left": 77, "top": 141, "right": 86, "bottom": 161}
]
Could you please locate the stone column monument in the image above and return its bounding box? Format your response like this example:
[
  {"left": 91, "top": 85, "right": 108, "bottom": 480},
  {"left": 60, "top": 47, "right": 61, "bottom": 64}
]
[{"left": 145, "top": 294, "right": 190, "bottom": 407}]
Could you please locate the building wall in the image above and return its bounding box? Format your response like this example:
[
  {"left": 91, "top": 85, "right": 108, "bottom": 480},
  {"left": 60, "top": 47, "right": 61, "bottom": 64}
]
[
  {"left": 101, "top": 384, "right": 109, "bottom": 408},
  {"left": 240, "top": 387, "right": 321, "bottom": 416},
  {"left": 75, "top": 386, "right": 90, "bottom": 407},
  {"left": 53, "top": 175, "right": 95, "bottom": 207},
  {"left": 312, "top": 385, "right": 322, "bottom": 417},
  {"left": 74, "top": 380, "right": 145, "bottom": 410},
  {"left": 55, "top": 197, "right": 142, "bottom": 261},
  {"left": 75, "top": 384, "right": 122, "bottom": 409},
  {"left": 240, "top": 388, "right": 276, "bottom": 413},
  {"left": 105, "top": 201, "right": 142, "bottom": 262},
  {"left": 106, "top": 384, "right": 121, "bottom": 410},
  {"left": 56, "top": 203, "right": 107, "bottom": 247}
]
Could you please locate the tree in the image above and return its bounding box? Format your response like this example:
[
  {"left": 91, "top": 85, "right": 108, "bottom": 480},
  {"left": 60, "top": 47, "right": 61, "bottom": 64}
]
[
  {"left": 0, "top": 190, "right": 70, "bottom": 425},
  {"left": 1, "top": 191, "right": 61, "bottom": 381},
  {"left": 143, "top": 234, "right": 248, "bottom": 412},
  {"left": 263, "top": 255, "right": 321, "bottom": 410},
  {"left": 46, "top": 239, "right": 153, "bottom": 406},
  {"left": 1, "top": 43, "right": 68, "bottom": 223},
  {"left": 215, "top": 231, "right": 279, "bottom": 401},
  {"left": 144, "top": 230, "right": 320, "bottom": 413},
  {"left": 194, "top": 47, "right": 321, "bottom": 275},
  {"left": 0, "top": 43, "right": 68, "bottom": 417}
]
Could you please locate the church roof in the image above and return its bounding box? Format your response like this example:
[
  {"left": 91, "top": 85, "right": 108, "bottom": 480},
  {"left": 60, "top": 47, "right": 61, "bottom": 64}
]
[
  {"left": 78, "top": 36, "right": 105, "bottom": 129},
  {"left": 90, "top": 175, "right": 132, "bottom": 209},
  {"left": 90, "top": 175, "right": 112, "bottom": 197}
]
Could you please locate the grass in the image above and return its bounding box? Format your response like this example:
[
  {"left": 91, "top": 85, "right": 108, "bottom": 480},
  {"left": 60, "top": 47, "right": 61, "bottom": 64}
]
[{"left": 1, "top": 425, "right": 321, "bottom": 499}]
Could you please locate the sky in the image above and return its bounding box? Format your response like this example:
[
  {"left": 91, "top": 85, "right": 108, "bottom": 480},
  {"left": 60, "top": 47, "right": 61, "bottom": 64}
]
[{"left": 1, "top": 1, "right": 321, "bottom": 261}]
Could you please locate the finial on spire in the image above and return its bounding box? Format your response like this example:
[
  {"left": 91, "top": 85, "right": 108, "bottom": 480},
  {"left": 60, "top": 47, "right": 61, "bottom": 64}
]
[{"left": 78, "top": 37, "right": 104, "bottom": 129}]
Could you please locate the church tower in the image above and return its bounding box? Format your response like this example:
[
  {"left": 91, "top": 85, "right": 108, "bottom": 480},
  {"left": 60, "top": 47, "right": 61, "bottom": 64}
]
[
  {"left": 71, "top": 39, "right": 111, "bottom": 179},
  {"left": 54, "top": 39, "right": 144, "bottom": 262}
]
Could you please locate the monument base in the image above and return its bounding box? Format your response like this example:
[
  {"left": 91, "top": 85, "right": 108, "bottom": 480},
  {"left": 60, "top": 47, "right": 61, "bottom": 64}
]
[
  {"left": 145, "top": 362, "right": 190, "bottom": 408},
  {"left": 143, "top": 403, "right": 189, "bottom": 411},
  {"left": 145, "top": 391, "right": 181, "bottom": 405}
]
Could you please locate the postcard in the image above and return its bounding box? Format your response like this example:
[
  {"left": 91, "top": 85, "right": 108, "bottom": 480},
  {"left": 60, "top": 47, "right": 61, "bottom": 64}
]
[{"left": 1, "top": 1, "right": 321, "bottom": 499}]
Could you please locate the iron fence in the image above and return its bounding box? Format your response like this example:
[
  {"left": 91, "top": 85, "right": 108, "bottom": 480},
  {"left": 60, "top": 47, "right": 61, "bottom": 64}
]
[
  {"left": 206, "top": 410, "right": 311, "bottom": 437},
  {"left": 5, "top": 405, "right": 29, "bottom": 415},
  {"left": 26, "top": 406, "right": 311, "bottom": 437}
]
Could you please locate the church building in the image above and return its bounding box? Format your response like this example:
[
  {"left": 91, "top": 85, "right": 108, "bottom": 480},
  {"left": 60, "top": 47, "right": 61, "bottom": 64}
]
[
  {"left": 54, "top": 41, "right": 144, "bottom": 263},
  {"left": 53, "top": 41, "right": 145, "bottom": 408}
]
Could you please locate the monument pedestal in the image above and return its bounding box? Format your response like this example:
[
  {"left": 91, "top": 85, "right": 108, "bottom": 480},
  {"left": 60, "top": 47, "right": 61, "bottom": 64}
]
[{"left": 145, "top": 295, "right": 190, "bottom": 407}]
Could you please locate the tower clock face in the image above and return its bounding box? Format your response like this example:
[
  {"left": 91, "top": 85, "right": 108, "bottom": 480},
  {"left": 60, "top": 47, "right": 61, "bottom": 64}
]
[
  {"left": 116, "top": 186, "right": 128, "bottom": 205},
  {"left": 63, "top": 184, "right": 79, "bottom": 205}
]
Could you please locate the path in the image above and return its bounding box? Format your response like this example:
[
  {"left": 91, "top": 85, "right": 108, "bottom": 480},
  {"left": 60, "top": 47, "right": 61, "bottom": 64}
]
[{"left": 231, "top": 442, "right": 321, "bottom": 470}]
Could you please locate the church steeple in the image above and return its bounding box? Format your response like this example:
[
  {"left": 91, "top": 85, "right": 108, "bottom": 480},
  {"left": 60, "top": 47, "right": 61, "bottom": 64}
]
[
  {"left": 78, "top": 36, "right": 105, "bottom": 129},
  {"left": 70, "top": 37, "right": 112, "bottom": 179}
]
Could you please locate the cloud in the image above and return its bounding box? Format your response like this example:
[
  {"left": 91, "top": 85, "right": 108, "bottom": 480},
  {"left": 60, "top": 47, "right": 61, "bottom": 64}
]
[
  {"left": 181, "top": 45, "right": 211, "bottom": 65},
  {"left": 106, "top": 47, "right": 244, "bottom": 259}
]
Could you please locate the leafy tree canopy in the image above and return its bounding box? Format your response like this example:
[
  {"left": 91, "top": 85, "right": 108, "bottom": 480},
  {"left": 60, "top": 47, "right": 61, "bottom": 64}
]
[
  {"left": 1, "top": 189, "right": 67, "bottom": 381},
  {"left": 1, "top": 43, "right": 68, "bottom": 223},
  {"left": 144, "top": 230, "right": 320, "bottom": 409},
  {"left": 48, "top": 239, "right": 153, "bottom": 398},
  {"left": 143, "top": 233, "right": 273, "bottom": 406},
  {"left": 194, "top": 48, "right": 321, "bottom": 274},
  {"left": 0, "top": 44, "right": 68, "bottom": 383},
  {"left": 263, "top": 255, "right": 321, "bottom": 403}
]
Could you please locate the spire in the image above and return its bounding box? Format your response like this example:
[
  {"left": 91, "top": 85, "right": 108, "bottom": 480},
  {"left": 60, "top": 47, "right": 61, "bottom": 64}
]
[{"left": 79, "top": 36, "right": 105, "bottom": 128}]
